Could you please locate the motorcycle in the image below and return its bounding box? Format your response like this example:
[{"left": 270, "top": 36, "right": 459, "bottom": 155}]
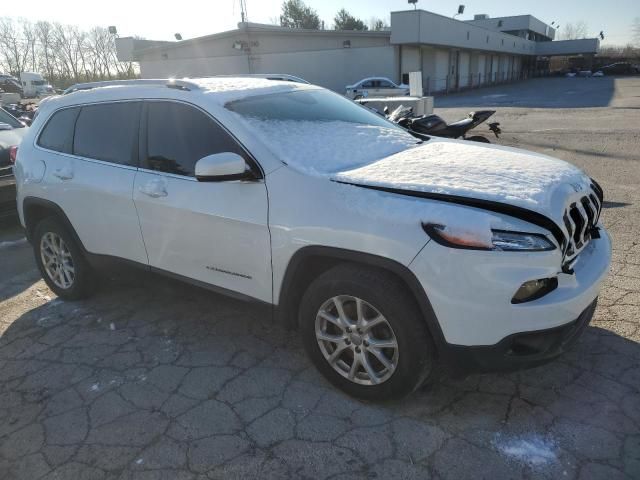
[{"left": 385, "top": 105, "right": 502, "bottom": 143}]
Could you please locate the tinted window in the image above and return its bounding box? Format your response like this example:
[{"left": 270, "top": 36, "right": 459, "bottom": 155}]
[
  {"left": 38, "top": 107, "right": 79, "bottom": 153},
  {"left": 378, "top": 80, "right": 394, "bottom": 88},
  {"left": 360, "top": 81, "right": 374, "bottom": 88},
  {"left": 74, "top": 102, "right": 140, "bottom": 165},
  {"left": 145, "top": 102, "right": 243, "bottom": 177}
]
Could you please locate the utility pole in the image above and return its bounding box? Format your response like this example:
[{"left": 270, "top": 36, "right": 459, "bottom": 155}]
[{"left": 240, "top": 0, "right": 248, "bottom": 23}]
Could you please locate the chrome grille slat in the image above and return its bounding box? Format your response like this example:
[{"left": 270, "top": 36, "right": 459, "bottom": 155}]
[{"left": 562, "top": 185, "right": 602, "bottom": 266}]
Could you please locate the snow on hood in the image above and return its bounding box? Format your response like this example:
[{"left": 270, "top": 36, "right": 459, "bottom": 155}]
[{"left": 335, "top": 138, "right": 592, "bottom": 218}]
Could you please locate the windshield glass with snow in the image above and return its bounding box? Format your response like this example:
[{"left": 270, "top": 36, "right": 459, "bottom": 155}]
[{"left": 226, "top": 89, "right": 419, "bottom": 174}]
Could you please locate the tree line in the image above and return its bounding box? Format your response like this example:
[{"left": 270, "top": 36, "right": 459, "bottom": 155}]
[
  {"left": 0, "top": 18, "right": 136, "bottom": 88},
  {"left": 279, "top": 0, "right": 388, "bottom": 31}
]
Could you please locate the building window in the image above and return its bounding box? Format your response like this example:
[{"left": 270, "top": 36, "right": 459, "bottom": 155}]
[
  {"left": 501, "top": 39, "right": 504, "bottom": 46},
  {"left": 467, "top": 31, "right": 470, "bottom": 40},
  {"left": 343, "top": 40, "right": 351, "bottom": 48},
  {"left": 486, "top": 35, "right": 489, "bottom": 43}
]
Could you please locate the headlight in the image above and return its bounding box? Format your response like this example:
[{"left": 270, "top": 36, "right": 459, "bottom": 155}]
[{"left": 422, "top": 224, "right": 556, "bottom": 252}]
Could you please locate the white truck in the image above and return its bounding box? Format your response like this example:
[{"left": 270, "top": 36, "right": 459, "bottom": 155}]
[{"left": 19, "top": 72, "right": 54, "bottom": 98}]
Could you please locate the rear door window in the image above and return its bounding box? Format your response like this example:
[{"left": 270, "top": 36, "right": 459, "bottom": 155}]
[
  {"left": 144, "top": 101, "right": 244, "bottom": 177},
  {"left": 38, "top": 107, "right": 80, "bottom": 154},
  {"left": 73, "top": 102, "right": 140, "bottom": 166}
]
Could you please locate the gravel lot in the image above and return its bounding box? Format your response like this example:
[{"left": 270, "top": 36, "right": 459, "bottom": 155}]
[{"left": 1, "top": 77, "right": 639, "bottom": 480}]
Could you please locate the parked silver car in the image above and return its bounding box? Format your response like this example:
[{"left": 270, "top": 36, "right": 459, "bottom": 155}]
[{"left": 345, "top": 77, "right": 409, "bottom": 99}]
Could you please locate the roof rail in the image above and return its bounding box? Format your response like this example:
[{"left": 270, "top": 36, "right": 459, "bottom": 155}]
[{"left": 62, "top": 78, "right": 200, "bottom": 95}]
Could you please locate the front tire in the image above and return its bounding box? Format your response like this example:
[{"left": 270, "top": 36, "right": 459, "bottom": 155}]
[
  {"left": 299, "top": 264, "right": 435, "bottom": 400},
  {"left": 33, "top": 217, "right": 96, "bottom": 300}
]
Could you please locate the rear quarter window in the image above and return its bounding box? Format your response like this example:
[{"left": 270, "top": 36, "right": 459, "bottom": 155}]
[{"left": 37, "top": 107, "right": 80, "bottom": 154}]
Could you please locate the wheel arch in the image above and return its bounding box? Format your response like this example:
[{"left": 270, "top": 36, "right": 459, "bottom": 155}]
[
  {"left": 22, "top": 197, "right": 86, "bottom": 253},
  {"left": 275, "top": 246, "right": 447, "bottom": 353}
]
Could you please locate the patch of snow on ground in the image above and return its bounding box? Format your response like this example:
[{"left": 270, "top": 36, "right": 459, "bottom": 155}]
[
  {"left": 35, "top": 291, "right": 51, "bottom": 302},
  {"left": 0, "top": 237, "right": 27, "bottom": 249},
  {"left": 336, "top": 139, "right": 591, "bottom": 210},
  {"left": 237, "top": 118, "right": 419, "bottom": 175},
  {"left": 493, "top": 433, "right": 558, "bottom": 466}
]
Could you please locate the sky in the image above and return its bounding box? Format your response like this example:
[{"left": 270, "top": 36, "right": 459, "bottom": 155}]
[{"left": 3, "top": 0, "right": 639, "bottom": 46}]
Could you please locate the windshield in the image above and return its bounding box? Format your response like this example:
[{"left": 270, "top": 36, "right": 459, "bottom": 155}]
[
  {"left": 226, "top": 89, "right": 419, "bottom": 174},
  {"left": 32, "top": 80, "right": 46, "bottom": 86}
]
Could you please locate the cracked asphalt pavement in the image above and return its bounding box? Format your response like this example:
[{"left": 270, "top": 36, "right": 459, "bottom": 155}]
[{"left": 1, "top": 77, "right": 639, "bottom": 479}]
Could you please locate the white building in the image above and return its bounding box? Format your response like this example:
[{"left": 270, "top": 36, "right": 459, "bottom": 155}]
[{"left": 116, "top": 9, "right": 599, "bottom": 94}]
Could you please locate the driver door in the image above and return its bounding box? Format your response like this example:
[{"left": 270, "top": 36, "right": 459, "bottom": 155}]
[{"left": 133, "top": 101, "right": 272, "bottom": 303}]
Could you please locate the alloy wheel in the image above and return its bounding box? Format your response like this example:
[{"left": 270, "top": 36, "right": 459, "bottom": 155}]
[
  {"left": 40, "top": 232, "right": 75, "bottom": 289},
  {"left": 315, "top": 295, "right": 399, "bottom": 385}
]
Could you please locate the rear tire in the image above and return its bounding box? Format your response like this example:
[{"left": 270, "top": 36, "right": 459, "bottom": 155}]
[
  {"left": 33, "top": 217, "right": 96, "bottom": 300},
  {"left": 299, "top": 264, "right": 435, "bottom": 400}
]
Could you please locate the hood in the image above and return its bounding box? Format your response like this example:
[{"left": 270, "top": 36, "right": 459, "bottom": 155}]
[{"left": 334, "top": 138, "right": 594, "bottom": 230}]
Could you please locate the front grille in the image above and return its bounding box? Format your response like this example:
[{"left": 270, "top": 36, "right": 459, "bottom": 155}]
[{"left": 562, "top": 182, "right": 603, "bottom": 265}]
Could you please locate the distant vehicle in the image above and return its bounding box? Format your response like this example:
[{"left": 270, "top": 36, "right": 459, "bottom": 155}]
[
  {"left": 592, "top": 71, "right": 604, "bottom": 77},
  {"left": 20, "top": 72, "right": 55, "bottom": 98},
  {"left": 598, "top": 62, "right": 639, "bottom": 75},
  {"left": 0, "top": 74, "right": 24, "bottom": 97},
  {"left": 345, "top": 77, "right": 409, "bottom": 100},
  {"left": 0, "top": 107, "right": 28, "bottom": 219},
  {"left": 386, "top": 105, "right": 501, "bottom": 143}
]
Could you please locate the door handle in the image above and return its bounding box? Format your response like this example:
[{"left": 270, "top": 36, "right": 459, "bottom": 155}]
[
  {"left": 139, "top": 180, "right": 168, "bottom": 198},
  {"left": 53, "top": 167, "right": 73, "bottom": 180}
]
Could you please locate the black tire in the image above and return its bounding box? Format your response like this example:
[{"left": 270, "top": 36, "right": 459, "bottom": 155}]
[
  {"left": 299, "top": 264, "right": 435, "bottom": 400},
  {"left": 466, "top": 135, "right": 491, "bottom": 143},
  {"left": 33, "top": 217, "right": 96, "bottom": 300}
]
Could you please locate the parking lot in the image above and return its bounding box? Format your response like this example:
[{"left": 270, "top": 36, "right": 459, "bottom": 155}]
[{"left": 1, "top": 76, "right": 639, "bottom": 479}]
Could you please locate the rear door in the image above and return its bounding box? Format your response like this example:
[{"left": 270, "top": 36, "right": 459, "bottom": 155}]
[
  {"left": 38, "top": 101, "right": 148, "bottom": 264},
  {"left": 133, "top": 101, "right": 272, "bottom": 302}
]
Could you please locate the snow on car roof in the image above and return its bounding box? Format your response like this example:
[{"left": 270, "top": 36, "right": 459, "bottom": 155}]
[
  {"left": 193, "top": 77, "right": 317, "bottom": 104},
  {"left": 60, "top": 77, "right": 318, "bottom": 105}
]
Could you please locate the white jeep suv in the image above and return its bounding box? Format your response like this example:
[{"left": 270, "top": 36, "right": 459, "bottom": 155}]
[{"left": 14, "top": 78, "right": 611, "bottom": 400}]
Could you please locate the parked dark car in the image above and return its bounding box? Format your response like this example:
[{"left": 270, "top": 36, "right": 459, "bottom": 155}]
[
  {"left": 0, "top": 107, "right": 28, "bottom": 219},
  {"left": 598, "top": 62, "right": 639, "bottom": 75}
]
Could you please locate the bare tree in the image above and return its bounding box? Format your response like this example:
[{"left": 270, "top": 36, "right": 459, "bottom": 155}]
[
  {"left": 0, "top": 18, "right": 30, "bottom": 75},
  {"left": 560, "top": 21, "right": 589, "bottom": 40},
  {"left": 369, "top": 17, "right": 389, "bottom": 31},
  {"left": 633, "top": 17, "right": 640, "bottom": 47},
  {"left": 0, "top": 16, "right": 138, "bottom": 86}
]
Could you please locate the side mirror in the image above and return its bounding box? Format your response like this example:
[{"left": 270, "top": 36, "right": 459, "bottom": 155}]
[{"left": 194, "top": 152, "right": 255, "bottom": 182}]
